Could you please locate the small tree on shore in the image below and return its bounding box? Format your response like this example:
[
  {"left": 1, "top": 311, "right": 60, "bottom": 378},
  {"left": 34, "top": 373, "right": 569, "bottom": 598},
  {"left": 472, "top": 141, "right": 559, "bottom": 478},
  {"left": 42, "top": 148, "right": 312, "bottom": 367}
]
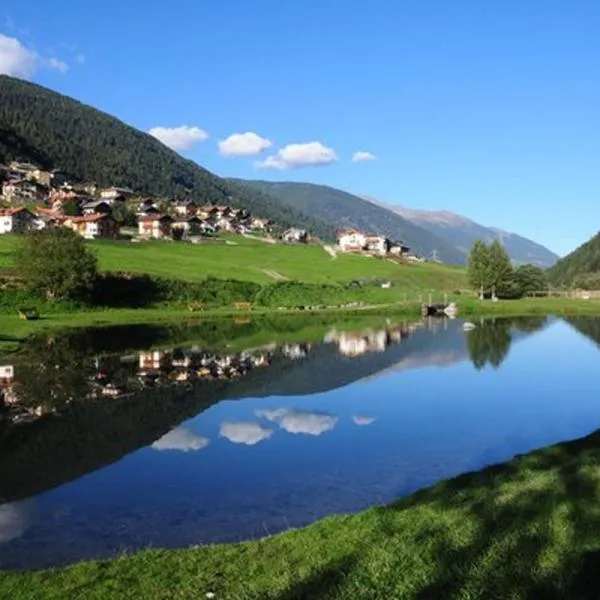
[
  {"left": 15, "top": 228, "right": 98, "bottom": 301},
  {"left": 467, "top": 240, "right": 491, "bottom": 299},
  {"left": 487, "top": 240, "right": 513, "bottom": 299}
]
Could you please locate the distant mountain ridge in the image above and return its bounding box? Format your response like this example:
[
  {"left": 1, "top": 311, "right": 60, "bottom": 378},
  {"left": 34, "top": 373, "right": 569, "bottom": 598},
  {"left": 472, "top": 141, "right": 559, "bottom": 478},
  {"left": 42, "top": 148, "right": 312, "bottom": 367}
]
[
  {"left": 232, "top": 179, "right": 467, "bottom": 264},
  {"left": 362, "top": 196, "right": 559, "bottom": 267}
]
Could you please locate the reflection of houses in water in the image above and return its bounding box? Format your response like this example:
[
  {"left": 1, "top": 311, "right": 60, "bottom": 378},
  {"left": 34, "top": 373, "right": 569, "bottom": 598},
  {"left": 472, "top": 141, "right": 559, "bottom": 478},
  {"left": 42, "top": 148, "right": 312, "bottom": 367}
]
[
  {"left": 139, "top": 350, "right": 171, "bottom": 371},
  {"left": 324, "top": 323, "right": 416, "bottom": 358},
  {"left": 282, "top": 343, "right": 312, "bottom": 360}
]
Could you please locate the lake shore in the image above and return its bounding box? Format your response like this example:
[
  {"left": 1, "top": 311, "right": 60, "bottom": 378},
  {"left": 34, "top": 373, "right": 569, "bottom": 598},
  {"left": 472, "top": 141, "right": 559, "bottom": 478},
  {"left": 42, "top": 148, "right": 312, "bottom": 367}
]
[
  {"left": 2, "top": 296, "right": 600, "bottom": 355},
  {"left": 2, "top": 424, "right": 599, "bottom": 599}
]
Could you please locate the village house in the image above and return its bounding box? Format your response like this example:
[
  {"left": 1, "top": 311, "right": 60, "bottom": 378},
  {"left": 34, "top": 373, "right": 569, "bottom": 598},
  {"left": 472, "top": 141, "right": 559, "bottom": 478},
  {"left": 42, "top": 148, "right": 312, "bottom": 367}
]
[
  {"left": 1, "top": 179, "right": 47, "bottom": 204},
  {"left": 250, "top": 217, "right": 270, "bottom": 231},
  {"left": 389, "top": 241, "right": 410, "bottom": 256},
  {"left": 82, "top": 200, "right": 112, "bottom": 215},
  {"left": 364, "top": 235, "right": 390, "bottom": 256},
  {"left": 100, "top": 187, "right": 135, "bottom": 202},
  {"left": 171, "top": 216, "right": 202, "bottom": 237},
  {"left": 0, "top": 208, "right": 35, "bottom": 234},
  {"left": 337, "top": 229, "right": 367, "bottom": 253},
  {"left": 137, "top": 198, "right": 160, "bottom": 215},
  {"left": 64, "top": 214, "right": 120, "bottom": 239},
  {"left": 282, "top": 228, "right": 308, "bottom": 243},
  {"left": 174, "top": 200, "right": 197, "bottom": 217},
  {"left": 138, "top": 214, "right": 173, "bottom": 239}
]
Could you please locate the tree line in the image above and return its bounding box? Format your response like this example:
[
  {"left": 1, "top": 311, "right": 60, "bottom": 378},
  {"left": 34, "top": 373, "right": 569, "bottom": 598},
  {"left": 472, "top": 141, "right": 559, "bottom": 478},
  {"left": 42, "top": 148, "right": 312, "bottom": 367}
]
[{"left": 467, "top": 240, "right": 548, "bottom": 299}]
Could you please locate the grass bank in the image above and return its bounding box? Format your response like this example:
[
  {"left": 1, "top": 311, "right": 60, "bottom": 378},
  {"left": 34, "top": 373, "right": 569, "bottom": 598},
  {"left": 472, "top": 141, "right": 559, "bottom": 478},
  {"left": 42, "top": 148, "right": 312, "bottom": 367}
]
[
  {"left": 3, "top": 427, "right": 600, "bottom": 599},
  {"left": 0, "top": 234, "right": 466, "bottom": 288}
]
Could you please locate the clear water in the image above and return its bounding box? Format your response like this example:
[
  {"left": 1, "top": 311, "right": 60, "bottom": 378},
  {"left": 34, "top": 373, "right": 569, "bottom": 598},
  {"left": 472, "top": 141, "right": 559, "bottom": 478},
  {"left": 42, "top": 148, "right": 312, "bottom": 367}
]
[{"left": 1, "top": 314, "right": 599, "bottom": 570}]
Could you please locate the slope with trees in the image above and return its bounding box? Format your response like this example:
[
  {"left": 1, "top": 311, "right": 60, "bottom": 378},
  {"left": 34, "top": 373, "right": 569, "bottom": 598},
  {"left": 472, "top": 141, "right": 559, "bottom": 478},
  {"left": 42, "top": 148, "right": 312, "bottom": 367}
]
[
  {"left": 548, "top": 232, "right": 600, "bottom": 287},
  {"left": 232, "top": 179, "right": 467, "bottom": 264},
  {"left": 0, "top": 76, "right": 334, "bottom": 239}
]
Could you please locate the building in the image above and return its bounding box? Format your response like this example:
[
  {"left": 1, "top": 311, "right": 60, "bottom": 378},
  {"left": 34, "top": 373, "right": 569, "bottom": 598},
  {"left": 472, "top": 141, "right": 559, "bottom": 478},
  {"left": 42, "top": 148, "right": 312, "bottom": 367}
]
[
  {"left": 138, "top": 214, "right": 173, "bottom": 239},
  {"left": 0, "top": 208, "right": 35, "bottom": 234},
  {"left": 364, "top": 235, "right": 390, "bottom": 256},
  {"left": 82, "top": 200, "right": 112, "bottom": 215},
  {"left": 282, "top": 228, "right": 308, "bottom": 243},
  {"left": 389, "top": 241, "right": 410, "bottom": 256},
  {"left": 1, "top": 179, "right": 47, "bottom": 204},
  {"left": 174, "top": 200, "right": 197, "bottom": 217},
  {"left": 100, "top": 187, "right": 134, "bottom": 203},
  {"left": 64, "top": 214, "right": 120, "bottom": 239},
  {"left": 171, "top": 216, "right": 202, "bottom": 236},
  {"left": 337, "top": 229, "right": 367, "bottom": 253}
]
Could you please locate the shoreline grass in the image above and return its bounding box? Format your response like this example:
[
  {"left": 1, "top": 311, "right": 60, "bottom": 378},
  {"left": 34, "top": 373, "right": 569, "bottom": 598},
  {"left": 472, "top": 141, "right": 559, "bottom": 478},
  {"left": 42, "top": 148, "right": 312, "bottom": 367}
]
[{"left": 3, "top": 427, "right": 600, "bottom": 598}]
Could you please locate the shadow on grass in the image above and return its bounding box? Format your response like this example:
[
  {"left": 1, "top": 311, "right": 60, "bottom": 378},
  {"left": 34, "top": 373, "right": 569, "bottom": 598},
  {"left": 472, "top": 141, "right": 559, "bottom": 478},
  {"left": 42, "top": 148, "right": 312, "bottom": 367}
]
[{"left": 273, "top": 430, "right": 600, "bottom": 599}]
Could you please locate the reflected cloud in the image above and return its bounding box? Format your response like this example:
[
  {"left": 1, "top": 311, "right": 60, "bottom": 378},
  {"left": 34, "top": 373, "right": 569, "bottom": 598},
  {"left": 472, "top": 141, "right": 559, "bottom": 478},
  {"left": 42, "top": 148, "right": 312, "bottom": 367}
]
[
  {"left": 353, "top": 415, "right": 376, "bottom": 426},
  {"left": 0, "top": 499, "right": 35, "bottom": 545},
  {"left": 219, "top": 421, "right": 273, "bottom": 445},
  {"left": 152, "top": 427, "right": 210, "bottom": 452},
  {"left": 257, "top": 408, "right": 338, "bottom": 436}
]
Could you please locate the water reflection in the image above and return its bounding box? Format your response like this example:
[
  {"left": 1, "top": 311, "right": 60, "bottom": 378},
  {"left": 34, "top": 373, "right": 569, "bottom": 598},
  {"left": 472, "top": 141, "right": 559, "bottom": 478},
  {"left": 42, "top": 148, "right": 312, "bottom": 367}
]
[{"left": 2, "top": 314, "right": 581, "bottom": 570}]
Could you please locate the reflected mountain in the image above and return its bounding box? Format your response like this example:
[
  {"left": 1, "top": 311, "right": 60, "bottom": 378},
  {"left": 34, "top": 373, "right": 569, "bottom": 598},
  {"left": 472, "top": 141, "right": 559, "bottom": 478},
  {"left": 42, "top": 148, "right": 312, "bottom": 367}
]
[
  {"left": 0, "top": 316, "right": 550, "bottom": 504},
  {"left": 563, "top": 316, "right": 600, "bottom": 347}
]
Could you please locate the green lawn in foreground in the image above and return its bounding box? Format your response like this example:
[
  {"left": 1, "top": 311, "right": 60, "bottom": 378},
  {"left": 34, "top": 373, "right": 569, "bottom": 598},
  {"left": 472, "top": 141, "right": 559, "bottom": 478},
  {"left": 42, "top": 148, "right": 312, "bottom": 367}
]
[
  {"left": 0, "top": 234, "right": 466, "bottom": 288},
  {"left": 3, "top": 428, "right": 600, "bottom": 599}
]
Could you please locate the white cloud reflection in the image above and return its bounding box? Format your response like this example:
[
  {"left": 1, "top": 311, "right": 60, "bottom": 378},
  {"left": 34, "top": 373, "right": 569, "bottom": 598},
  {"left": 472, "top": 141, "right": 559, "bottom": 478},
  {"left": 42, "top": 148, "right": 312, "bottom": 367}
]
[
  {"left": 0, "top": 499, "right": 35, "bottom": 544},
  {"left": 352, "top": 415, "right": 377, "bottom": 426},
  {"left": 152, "top": 427, "right": 210, "bottom": 452},
  {"left": 257, "top": 408, "right": 338, "bottom": 436},
  {"left": 219, "top": 421, "right": 273, "bottom": 446}
]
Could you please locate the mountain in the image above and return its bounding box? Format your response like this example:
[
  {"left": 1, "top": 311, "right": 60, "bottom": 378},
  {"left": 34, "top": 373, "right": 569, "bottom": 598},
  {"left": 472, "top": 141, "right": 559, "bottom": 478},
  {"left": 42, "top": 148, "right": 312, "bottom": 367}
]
[
  {"left": 547, "top": 232, "right": 600, "bottom": 285},
  {"left": 0, "top": 76, "right": 334, "bottom": 240},
  {"left": 232, "top": 180, "right": 467, "bottom": 264},
  {"left": 363, "top": 197, "right": 559, "bottom": 268}
]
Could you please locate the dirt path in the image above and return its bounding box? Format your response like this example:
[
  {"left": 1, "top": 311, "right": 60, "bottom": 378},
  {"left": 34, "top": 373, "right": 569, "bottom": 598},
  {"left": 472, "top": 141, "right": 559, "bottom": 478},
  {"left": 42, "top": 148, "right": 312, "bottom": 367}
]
[
  {"left": 262, "top": 269, "right": 289, "bottom": 281},
  {"left": 243, "top": 233, "right": 277, "bottom": 244},
  {"left": 323, "top": 245, "right": 338, "bottom": 259}
]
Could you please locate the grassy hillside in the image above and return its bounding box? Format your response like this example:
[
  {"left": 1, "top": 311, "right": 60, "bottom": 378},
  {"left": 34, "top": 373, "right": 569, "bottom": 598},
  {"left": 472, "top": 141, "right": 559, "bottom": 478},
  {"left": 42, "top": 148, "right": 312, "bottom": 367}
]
[
  {"left": 4, "top": 426, "right": 600, "bottom": 599},
  {"left": 548, "top": 232, "right": 600, "bottom": 286},
  {"left": 0, "top": 76, "right": 333, "bottom": 240},
  {"left": 369, "top": 199, "right": 559, "bottom": 267},
  {"left": 0, "top": 235, "right": 465, "bottom": 289},
  {"left": 232, "top": 179, "right": 466, "bottom": 264}
]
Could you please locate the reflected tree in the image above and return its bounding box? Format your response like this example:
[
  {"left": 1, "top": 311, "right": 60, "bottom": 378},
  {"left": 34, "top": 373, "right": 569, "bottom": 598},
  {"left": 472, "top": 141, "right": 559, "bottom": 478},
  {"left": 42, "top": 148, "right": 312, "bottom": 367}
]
[{"left": 466, "top": 319, "right": 512, "bottom": 370}]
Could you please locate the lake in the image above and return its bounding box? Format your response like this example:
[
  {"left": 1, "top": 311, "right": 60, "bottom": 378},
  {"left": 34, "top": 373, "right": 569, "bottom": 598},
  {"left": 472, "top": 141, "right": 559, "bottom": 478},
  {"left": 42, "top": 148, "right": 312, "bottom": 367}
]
[{"left": 1, "top": 314, "right": 600, "bottom": 570}]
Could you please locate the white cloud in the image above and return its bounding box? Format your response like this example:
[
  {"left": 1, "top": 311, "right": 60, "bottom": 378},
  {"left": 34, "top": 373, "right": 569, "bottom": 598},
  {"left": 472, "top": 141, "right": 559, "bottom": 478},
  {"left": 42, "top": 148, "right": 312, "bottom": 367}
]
[
  {"left": 0, "top": 33, "right": 37, "bottom": 78},
  {"left": 0, "top": 34, "right": 69, "bottom": 79},
  {"left": 46, "top": 57, "right": 68, "bottom": 73},
  {"left": 219, "top": 421, "right": 273, "bottom": 446},
  {"left": 219, "top": 132, "right": 273, "bottom": 157},
  {"left": 352, "top": 415, "right": 376, "bottom": 426},
  {"left": 148, "top": 125, "right": 209, "bottom": 152},
  {"left": 257, "top": 408, "right": 338, "bottom": 436},
  {"left": 352, "top": 151, "right": 376, "bottom": 162},
  {"left": 257, "top": 141, "right": 338, "bottom": 170},
  {"left": 0, "top": 499, "right": 34, "bottom": 544},
  {"left": 152, "top": 427, "right": 209, "bottom": 452}
]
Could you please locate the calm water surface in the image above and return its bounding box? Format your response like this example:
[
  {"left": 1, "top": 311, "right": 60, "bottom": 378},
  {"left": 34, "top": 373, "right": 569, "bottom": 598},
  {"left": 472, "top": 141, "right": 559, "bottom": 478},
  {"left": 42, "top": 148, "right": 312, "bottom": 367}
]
[{"left": 1, "top": 315, "right": 599, "bottom": 569}]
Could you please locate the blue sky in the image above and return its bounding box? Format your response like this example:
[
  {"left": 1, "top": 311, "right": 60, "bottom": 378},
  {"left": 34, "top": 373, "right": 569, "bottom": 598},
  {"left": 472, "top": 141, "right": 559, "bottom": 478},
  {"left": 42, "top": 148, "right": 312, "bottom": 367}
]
[{"left": 2, "top": 1, "right": 599, "bottom": 255}]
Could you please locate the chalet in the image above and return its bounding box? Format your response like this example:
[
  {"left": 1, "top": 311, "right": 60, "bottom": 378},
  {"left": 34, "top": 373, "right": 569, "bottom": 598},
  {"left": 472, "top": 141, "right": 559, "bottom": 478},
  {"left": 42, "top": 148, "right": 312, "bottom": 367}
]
[
  {"left": 0, "top": 208, "right": 35, "bottom": 234},
  {"left": 171, "top": 216, "right": 202, "bottom": 236},
  {"left": 282, "top": 228, "right": 308, "bottom": 243},
  {"left": 337, "top": 229, "right": 367, "bottom": 253},
  {"left": 33, "top": 212, "right": 60, "bottom": 230},
  {"left": 389, "top": 241, "right": 410, "bottom": 256},
  {"left": 82, "top": 200, "right": 112, "bottom": 215},
  {"left": 137, "top": 198, "right": 160, "bottom": 215},
  {"left": 174, "top": 200, "right": 197, "bottom": 217},
  {"left": 1, "top": 179, "right": 47, "bottom": 204},
  {"left": 215, "top": 216, "right": 234, "bottom": 232},
  {"left": 64, "top": 214, "right": 120, "bottom": 239},
  {"left": 251, "top": 217, "right": 270, "bottom": 231},
  {"left": 100, "top": 187, "right": 134, "bottom": 201},
  {"left": 24, "top": 168, "right": 53, "bottom": 187},
  {"left": 138, "top": 214, "right": 173, "bottom": 239},
  {"left": 364, "top": 235, "right": 390, "bottom": 256}
]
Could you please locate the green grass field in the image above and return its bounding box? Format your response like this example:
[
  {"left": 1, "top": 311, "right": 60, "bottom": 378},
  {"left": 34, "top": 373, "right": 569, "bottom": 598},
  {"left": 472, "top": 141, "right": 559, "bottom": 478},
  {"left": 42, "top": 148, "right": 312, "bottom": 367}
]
[
  {"left": 4, "top": 428, "right": 600, "bottom": 599},
  {"left": 0, "top": 235, "right": 466, "bottom": 288}
]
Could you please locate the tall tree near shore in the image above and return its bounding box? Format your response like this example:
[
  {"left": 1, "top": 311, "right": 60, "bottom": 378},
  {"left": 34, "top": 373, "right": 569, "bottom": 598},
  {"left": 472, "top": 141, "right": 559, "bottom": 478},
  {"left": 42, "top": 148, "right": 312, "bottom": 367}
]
[
  {"left": 467, "top": 241, "right": 491, "bottom": 299},
  {"left": 488, "top": 241, "right": 513, "bottom": 299}
]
